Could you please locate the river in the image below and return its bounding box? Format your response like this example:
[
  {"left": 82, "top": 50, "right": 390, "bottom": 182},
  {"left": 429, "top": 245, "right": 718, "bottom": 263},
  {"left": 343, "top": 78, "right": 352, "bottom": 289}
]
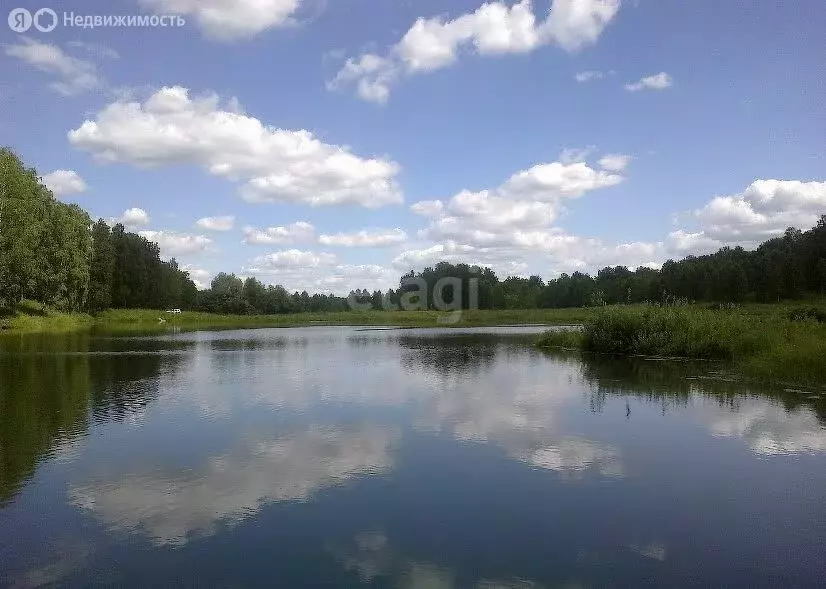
[{"left": 1, "top": 326, "right": 824, "bottom": 587}]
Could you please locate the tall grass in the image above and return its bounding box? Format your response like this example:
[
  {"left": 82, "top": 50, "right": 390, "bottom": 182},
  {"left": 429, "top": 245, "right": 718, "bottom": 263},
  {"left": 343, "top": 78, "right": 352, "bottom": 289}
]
[
  {"left": 537, "top": 304, "right": 826, "bottom": 387},
  {"left": 0, "top": 300, "right": 94, "bottom": 332}
]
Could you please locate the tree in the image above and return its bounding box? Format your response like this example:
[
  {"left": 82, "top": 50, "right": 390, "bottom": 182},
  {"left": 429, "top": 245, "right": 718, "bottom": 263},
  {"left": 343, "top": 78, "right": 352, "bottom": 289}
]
[
  {"left": 0, "top": 148, "right": 49, "bottom": 308},
  {"left": 87, "top": 220, "right": 114, "bottom": 311}
]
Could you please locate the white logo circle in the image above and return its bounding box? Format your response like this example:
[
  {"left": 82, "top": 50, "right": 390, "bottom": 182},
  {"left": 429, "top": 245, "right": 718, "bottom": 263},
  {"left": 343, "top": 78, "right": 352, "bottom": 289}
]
[
  {"left": 33, "top": 8, "right": 57, "bottom": 32},
  {"left": 8, "top": 8, "right": 32, "bottom": 32}
]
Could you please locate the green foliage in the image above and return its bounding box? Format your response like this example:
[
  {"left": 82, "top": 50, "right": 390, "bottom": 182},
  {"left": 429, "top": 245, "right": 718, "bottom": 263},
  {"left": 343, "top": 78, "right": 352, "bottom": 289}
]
[
  {"left": 0, "top": 300, "right": 94, "bottom": 332},
  {"left": 0, "top": 148, "right": 198, "bottom": 315},
  {"left": 87, "top": 220, "right": 114, "bottom": 311},
  {"left": 537, "top": 304, "right": 826, "bottom": 387},
  {"left": 108, "top": 225, "right": 196, "bottom": 310},
  {"left": 1, "top": 148, "right": 91, "bottom": 311},
  {"left": 533, "top": 328, "right": 585, "bottom": 349}
]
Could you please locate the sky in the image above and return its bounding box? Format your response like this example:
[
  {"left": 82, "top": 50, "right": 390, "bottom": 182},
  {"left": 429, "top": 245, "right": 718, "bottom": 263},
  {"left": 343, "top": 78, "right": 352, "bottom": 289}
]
[{"left": 1, "top": 0, "right": 824, "bottom": 292}]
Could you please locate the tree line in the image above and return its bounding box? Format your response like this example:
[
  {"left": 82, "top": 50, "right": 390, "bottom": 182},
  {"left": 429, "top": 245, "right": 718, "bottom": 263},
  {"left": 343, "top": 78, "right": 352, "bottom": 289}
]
[
  {"left": 1, "top": 148, "right": 198, "bottom": 313},
  {"left": 395, "top": 221, "right": 826, "bottom": 311},
  {"left": 2, "top": 147, "right": 825, "bottom": 316}
]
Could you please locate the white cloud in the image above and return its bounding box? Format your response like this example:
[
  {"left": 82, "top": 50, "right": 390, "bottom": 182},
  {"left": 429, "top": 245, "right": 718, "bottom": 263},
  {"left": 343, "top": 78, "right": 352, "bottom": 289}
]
[
  {"left": 327, "top": 54, "right": 398, "bottom": 105},
  {"left": 140, "top": 0, "right": 302, "bottom": 40},
  {"left": 196, "top": 215, "right": 235, "bottom": 231},
  {"left": 68, "top": 86, "right": 403, "bottom": 208},
  {"left": 625, "top": 72, "right": 672, "bottom": 92},
  {"left": 598, "top": 153, "right": 632, "bottom": 172},
  {"left": 498, "top": 159, "right": 624, "bottom": 200},
  {"left": 574, "top": 70, "right": 603, "bottom": 82},
  {"left": 544, "top": 0, "right": 622, "bottom": 52},
  {"left": 181, "top": 264, "right": 213, "bottom": 289},
  {"left": 400, "top": 156, "right": 668, "bottom": 277},
  {"left": 310, "top": 264, "right": 399, "bottom": 294},
  {"left": 247, "top": 249, "right": 337, "bottom": 272},
  {"left": 42, "top": 170, "right": 87, "bottom": 196},
  {"left": 669, "top": 179, "right": 826, "bottom": 255},
  {"left": 392, "top": 241, "right": 530, "bottom": 277},
  {"left": 110, "top": 207, "right": 151, "bottom": 229},
  {"left": 5, "top": 37, "right": 102, "bottom": 96},
  {"left": 243, "top": 222, "right": 316, "bottom": 245},
  {"left": 330, "top": 0, "right": 622, "bottom": 102},
  {"left": 410, "top": 200, "right": 445, "bottom": 217},
  {"left": 319, "top": 229, "right": 408, "bottom": 248},
  {"left": 417, "top": 159, "right": 624, "bottom": 248},
  {"left": 138, "top": 230, "right": 213, "bottom": 257},
  {"left": 244, "top": 250, "right": 398, "bottom": 294}
]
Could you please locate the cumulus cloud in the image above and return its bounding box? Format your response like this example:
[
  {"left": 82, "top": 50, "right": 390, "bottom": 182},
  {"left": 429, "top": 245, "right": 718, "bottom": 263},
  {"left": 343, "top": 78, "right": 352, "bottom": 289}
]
[
  {"left": 5, "top": 37, "right": 103, "bottom": 96},
  {"left": 327, "top": 54, "right": 399, "bottom": 104},
  {"left": 319, "top": 229, "right": 408, "bottom": 247},
  {"left": 68, "top": 86, "right": 403, "bottom": 208},
  {"left": 330, "top": 0, "right": 622, "bottom": 102},
  {"left": 416, "top": 159, "right": 624, "bottom": 247},
  {"left": 394, "top": 238, "right": 662, "bottom": 278},
  {"left": 665, "top": 230, "right": 722, "bottom": 257},
  {"left": 400, "top": 155, "right": 669, "bottom": 277},
  {"left": 196, "top": 215, "right": 235, "bottom": 231},
  {"left": 392, "top": 241, "right": 530, "bottom": 278},
  {"left": 624, "top": 72, "right": 672, "bottom": 92},
  {"left": 544, "top": 0, "right": 622, "bottom": 52},
  {"left": 309, "top": 264, "right": 400, "bottom": 294},
  {"left": 110, "top": 207, "right": 151, "bottom": 229},
  {"left": 695, "top": 180, "right": 826, "bottom": 240},
  {"left": 243, "top": 222, "right": 316, "bottom": 245},
  {"left": 138, "top": 230, "right": 213, "bottom": 257},
  {"left": 140, "top": 0, "right": 302, "bottom": 40},
  {"left": 668, "top": 179, "right": 826, "bottom": 256},
  {"left": 244, "top": 250, "right": 398, "bottom": 294},
  {"left": 410, "top": 200, "right": 445, "bottom": 217},
  {"left": 42, "top": 170, "right": 87, "bottom": 196},
  {"left": 246, "top": 249, "right": 337, "bottom": 272}
]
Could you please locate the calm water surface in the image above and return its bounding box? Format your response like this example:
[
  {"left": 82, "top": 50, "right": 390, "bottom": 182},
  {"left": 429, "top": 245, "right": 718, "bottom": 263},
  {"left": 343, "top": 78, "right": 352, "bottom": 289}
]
[{"left": 1, "top": 326, "right": 824, "bottom": 587}]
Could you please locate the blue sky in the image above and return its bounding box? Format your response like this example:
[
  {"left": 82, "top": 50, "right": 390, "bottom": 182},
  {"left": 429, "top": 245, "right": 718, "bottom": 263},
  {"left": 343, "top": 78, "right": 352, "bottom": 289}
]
[{"left": 2, "top": 0, "right": 824, "bottom": 292}]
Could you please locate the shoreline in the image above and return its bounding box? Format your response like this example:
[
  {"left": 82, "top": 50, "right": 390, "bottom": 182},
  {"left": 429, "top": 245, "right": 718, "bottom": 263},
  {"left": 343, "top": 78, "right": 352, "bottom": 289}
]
[{"left": 0, "top": 307, "right": 596, "bottom": 335}]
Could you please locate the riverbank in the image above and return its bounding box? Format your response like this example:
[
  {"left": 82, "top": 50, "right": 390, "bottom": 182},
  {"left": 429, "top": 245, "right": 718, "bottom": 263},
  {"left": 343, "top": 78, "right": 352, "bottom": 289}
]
[
  {"left": 0, "top": 301, "right": 95, "bottom": 332},
  {"left": 1, "top": 305, "right": 595, "bottom": 334},
  {"left": 536, "top": 304, "right": 826, "bottom": 387}
]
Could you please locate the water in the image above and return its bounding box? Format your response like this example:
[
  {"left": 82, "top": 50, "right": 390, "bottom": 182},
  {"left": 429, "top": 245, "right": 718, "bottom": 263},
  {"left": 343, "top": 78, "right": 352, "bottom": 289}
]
[{"left": 0, "top": 326, "right": 824, "bottom": 588}]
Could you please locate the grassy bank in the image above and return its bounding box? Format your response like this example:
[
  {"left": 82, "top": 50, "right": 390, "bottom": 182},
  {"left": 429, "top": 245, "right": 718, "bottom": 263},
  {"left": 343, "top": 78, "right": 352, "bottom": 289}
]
[
  {"left": 0, "top": 301, "right": 95, "bottom": 332},
  {"left": 2, "top": 304, "right": 595, "bottom": 334},
  {"left": 95, "top": 307, "right": 594, "bottom": 331},
  {"left": 536, "top": 304, "right": 826, "bottom": 387}
]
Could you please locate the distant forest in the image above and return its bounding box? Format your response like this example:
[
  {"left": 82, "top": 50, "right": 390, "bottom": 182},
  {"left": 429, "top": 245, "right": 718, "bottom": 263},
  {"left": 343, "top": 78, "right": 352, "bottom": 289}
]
[{"left": 2, "top": 147, "right": 825, "bottom": 315}]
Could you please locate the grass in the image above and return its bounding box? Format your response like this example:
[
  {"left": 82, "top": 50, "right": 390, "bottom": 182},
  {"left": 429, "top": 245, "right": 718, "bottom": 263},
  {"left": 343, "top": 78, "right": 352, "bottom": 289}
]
[
  {"left": 0, "top": 300, "right": 94, "bottom": 332},
  {"left": 94, "top": 307, "right": 595, "bottom": 331},
  {"left": 536, "top": 303, "right": 826, "bottom": 387},
  {"left": 1, "top": 304, "right": 595, "bottom": 335}
]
